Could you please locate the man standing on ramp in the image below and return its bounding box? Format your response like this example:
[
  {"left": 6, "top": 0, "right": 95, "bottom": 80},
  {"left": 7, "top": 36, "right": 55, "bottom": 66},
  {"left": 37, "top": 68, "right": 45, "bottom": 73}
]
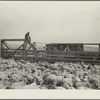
[
  {"left": 25, "top": 32, "right": 31, "bottom": 43},
  {"left": 25, "top": 32, "right": 36, "bottom": 50}
]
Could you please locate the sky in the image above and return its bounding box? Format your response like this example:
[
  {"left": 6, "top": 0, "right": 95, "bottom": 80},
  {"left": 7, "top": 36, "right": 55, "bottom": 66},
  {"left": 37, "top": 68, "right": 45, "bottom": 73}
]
[{"left": 0, "top": 1, "right": 100, "bottom": 44}]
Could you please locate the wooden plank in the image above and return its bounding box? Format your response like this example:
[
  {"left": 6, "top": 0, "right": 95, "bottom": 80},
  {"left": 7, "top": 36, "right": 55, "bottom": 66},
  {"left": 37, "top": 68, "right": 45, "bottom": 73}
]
[
  {"left": 94, "top": 60, "right": 100, "bottom": 62},
  {"left": 25, "top": 56, "right": 94, "bottom": 61},
  {"left": 48, "top": 54, "right": 77, "bottom": 58},
  {"left": 96, "top": 57, "right": 100, "bottom": 59},
  {"left": 50, "top": 43, "right": 100, "bottom": 45},
  {"left": 26, "top": 50, "right": 46, "bottom": 52},
  {"left": 1, "top": 39, "right": 25, "bottom": 41},
  {"left": 49, "top": 58, "right": 78, "bottom": 61},
  {"left": 79, "top": 54, "right": 96, "bottom": 56},
  {"left": 16, "top": 52, "right": 23, "bottom": 54},
  {"left": 1, "top": 40, "right": 4, "bottom": 58},
  {"left": 27, "top": 55, "right": 37, "bottom": 57},
  {"left": 3, "top": 42, "right": 10, "bottom": 49},
  {"left": 79, "top": 56, "right": 95, "bottom": 58},
  {"left": 27, "top": 50, "right": 100, "bottom": 54},
  {"left": 79, "top": 52, "right": 100, "bottom": 55},
  {"left": 24, "top": 57, "right": 100, "bottom": 64},
  {"left": 13, "top": 53, "right": 23, "bottom": 55},
  {"left": 23, "top": 41, "right": 27, "bottom": 60},
  {"left": 14, "top": 55, "right": 23, "bottom": 57},
  {"left": 43, "top": 57, "right": 77, "bottom": 60},
  {"left": 23, "top": 56, "right": 100, "bottom": 64},
  {"left": 3, "top": 51, "right": 23, "bottom": 54},
  {"left": 83, "top": 43, "right": 100, "bottom": 45},
  {"left": 4, "top": 50, "right": 23, "bottom": 53},
  {"left": 78, "top": 59, "right": 94, "bottom": 61},
  {"left": 4, "top": 49, "right": 23, "bottom": 50}
]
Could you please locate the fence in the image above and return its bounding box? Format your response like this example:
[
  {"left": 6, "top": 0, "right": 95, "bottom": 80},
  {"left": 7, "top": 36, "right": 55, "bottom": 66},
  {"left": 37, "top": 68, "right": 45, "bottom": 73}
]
[{"left": 1, "top": 39, "right": 100, "bottom": 64}]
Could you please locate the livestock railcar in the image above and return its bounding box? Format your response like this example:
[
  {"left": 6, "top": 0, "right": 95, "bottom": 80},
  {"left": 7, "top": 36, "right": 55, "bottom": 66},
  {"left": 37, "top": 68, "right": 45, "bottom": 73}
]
[
  {"left": 45, "top": 43, "right": 84, "bottom": 51},
  {"left": 44, "top": 43, "right": 100, "bottom": 64}
]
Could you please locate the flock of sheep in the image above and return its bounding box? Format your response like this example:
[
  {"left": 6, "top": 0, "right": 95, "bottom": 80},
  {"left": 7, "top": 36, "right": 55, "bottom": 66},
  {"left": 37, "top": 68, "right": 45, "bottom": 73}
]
[{"left": 0, "top": 58, "right": 100, "bottom": 89}]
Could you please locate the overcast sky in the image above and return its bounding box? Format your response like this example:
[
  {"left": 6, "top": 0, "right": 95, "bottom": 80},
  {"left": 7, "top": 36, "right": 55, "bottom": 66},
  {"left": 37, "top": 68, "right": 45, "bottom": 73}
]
[{"left": 0, "top": 1, "right": 100, "bottom": 43}]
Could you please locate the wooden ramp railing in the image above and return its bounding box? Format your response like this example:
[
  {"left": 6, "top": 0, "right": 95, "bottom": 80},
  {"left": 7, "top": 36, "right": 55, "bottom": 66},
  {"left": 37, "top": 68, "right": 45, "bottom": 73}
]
[
  {"left": 1, "top": 39, "right": 37, "bottom": 60},
  {"left": 25, "top": 50, "right": 100, "bottom": 64}
]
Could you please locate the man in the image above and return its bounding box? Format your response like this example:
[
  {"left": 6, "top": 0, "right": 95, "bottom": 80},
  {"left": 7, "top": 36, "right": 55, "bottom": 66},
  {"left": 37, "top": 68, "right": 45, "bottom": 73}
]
[
  {"left": 25, "top": 32, "right": 37, "bottom": 49},
  {"left": 25, "top": 32, "right": 31, "bottom": 43}
]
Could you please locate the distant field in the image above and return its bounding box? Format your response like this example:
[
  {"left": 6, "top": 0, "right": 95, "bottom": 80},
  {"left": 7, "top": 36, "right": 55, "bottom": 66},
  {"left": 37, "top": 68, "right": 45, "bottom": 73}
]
[{"left": 84, "top": 46, "right": 99, "bottom": 52}]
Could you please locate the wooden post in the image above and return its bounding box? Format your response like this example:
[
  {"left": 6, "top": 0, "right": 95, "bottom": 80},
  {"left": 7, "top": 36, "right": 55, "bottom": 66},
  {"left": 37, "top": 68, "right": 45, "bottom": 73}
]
[
  {"left": 1, "top": 40, "right": 4, "bottom": 58},
  {"left": 77, "top": 45, "right": 79, "bottom": 62},
  {"left": 68, "top": 45, "right": 69, "bottom": 51},
  {"left": 99, "top": 44, "right": 100, "bottom": 52},
  {"left": 83, "top": 44, "right": 84, "bottom": 51},
  {"left": 78, "top": 45, "right": 79, "bottom": 51},
  {"left": 0, "top": 41, "right": 1, "bottom": 58},
  {"left": 23, "top": 40, "right": 27, "bottom": 60}
]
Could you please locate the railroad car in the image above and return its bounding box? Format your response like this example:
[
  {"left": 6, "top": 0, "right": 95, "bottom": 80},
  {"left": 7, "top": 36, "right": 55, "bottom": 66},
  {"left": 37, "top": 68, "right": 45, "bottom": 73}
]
[{"left": 45, "top": 43, "right": 84, "bottom": 51}]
